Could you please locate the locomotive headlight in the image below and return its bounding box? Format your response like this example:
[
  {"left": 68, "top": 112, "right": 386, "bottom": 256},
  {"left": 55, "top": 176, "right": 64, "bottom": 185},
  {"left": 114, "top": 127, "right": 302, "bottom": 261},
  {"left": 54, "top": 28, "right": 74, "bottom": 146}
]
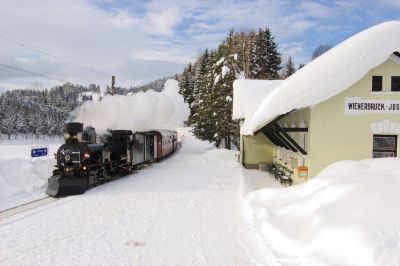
[
  {"left": 83, "top": 153, "right": 90, "bottom": 160},
  {"left": 64, "top": 133, "right": 71, "bottom": 140}
]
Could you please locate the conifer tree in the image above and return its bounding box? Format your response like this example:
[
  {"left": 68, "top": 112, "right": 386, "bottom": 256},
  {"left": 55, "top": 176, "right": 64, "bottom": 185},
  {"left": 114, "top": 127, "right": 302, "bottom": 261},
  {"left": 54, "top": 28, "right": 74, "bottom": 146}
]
[
  {"left": 284, "top": 56, "right": 296, "bottom": 78},
  {"left": 264, "top": 28, "right": 282, "bottom": 79},
  {"left": 193, "top": 34, "right": 241, "bottom": 149},
  {"left": 177, "top": 27, "right": 282, "bottom": 149},
  {"left": 189, "top": 50, "right": 209, "bottom": 124},
  {"left": 178, "top": 63, "right": 195, "bottom": 108},
  {"left": 191, "top": 50, "right": 217, "bottom": 142},
  {"left": 252, "top": 28, "right": 282, "bottom": 79}
]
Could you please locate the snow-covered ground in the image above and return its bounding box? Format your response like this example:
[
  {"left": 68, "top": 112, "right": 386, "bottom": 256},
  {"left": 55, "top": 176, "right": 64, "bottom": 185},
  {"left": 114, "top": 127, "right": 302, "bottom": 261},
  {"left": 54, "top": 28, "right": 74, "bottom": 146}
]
[
  {"left": 244, "top": 158, "right": 400, "bottom": 265},
  {"left": 0, "top": 133, "right": 278, "bottom": 266},
  {"left": 2, "top": 133, "right": 400, "bottom": 265},
  {"left": 0, "top": 137, "right": 62, "bottom": 210}
]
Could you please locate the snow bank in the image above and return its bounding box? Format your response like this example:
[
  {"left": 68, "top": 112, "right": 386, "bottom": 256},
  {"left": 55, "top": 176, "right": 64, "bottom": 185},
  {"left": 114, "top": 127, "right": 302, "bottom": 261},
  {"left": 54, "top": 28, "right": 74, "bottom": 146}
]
[
  {"left": 0, "top": 138, "right": 62, "bottom": 208},
  {"left": 0, "top": 158, "right": 55, "bottom": 209},
  {"left": 243, "top": 158, "right": 400, "bottom": 265},
  {"left": 248, "top": 21, "right": 400, "bottom": 134},
  {"left": 71, "top": 79, "right": 189, "bottom": 133},
  {"left": 0, "top": 138, "right": 62, "bottom": 160},
  {"left": 232, "top": 79, "right": 282, "bottom": 134}
]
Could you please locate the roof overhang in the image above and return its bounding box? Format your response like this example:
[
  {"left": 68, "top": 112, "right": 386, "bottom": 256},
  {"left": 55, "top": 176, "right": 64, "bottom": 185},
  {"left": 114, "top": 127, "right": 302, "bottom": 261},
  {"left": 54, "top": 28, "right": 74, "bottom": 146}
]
[
  {"left": 248, "top": 22, "right": 400, "bottom": 135},
  {"left": 390, "top": 51, "right": 400, "bottom": 64}
]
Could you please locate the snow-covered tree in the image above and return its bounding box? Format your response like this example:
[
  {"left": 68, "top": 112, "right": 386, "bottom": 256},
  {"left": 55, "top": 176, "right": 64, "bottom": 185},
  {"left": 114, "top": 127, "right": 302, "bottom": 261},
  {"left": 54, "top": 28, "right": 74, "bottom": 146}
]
[
  {"left": 191, "top": 50, "right": 217, "bottom": 142},
  {"left": 178, "top": 63, "right": 195, "bottom": 110},
  {"left": 177, "top": 27, "right": 282, "bottom": 149},
  {"left": 252, "top": 27, "right": 282, "bottom": 79}
]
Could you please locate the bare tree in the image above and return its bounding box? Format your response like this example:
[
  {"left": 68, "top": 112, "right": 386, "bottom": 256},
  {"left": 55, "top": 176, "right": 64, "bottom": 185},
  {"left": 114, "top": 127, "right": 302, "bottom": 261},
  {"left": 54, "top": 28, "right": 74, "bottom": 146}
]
[{"left": 311, "top": 44, "right": 332, "bottom": 60}]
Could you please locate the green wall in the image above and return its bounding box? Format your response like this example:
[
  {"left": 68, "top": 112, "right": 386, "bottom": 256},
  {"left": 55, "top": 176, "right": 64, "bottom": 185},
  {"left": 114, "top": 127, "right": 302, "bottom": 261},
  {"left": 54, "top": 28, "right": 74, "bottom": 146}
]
[
  {"left": 242, "top": 133, "right": 274, "bottom": 167},
  {"left": 308, "top": 58, "right": 400, "bottom": 177},
  {"left": 240, "top": 57, "right": 400, "bottom": 181}
]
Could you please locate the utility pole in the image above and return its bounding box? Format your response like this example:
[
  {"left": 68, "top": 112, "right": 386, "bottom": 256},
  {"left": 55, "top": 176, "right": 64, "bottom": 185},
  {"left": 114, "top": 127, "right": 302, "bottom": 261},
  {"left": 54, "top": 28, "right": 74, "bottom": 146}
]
[{"left": 111, "top": 75, "right": 115, "bottom": 96}]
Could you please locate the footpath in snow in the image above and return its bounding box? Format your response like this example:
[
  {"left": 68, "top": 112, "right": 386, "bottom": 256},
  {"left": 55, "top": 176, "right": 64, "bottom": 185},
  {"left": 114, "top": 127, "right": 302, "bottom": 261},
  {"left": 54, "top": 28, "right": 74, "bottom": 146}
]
[{"left": 0, "top": 134, "right": 277, "bottom": 266}]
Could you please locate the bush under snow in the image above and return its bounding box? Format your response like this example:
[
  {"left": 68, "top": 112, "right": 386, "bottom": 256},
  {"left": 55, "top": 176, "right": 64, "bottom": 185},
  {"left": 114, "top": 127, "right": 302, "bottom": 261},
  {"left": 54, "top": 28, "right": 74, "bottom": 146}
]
[{"left": 243, "top": 158, "right": 400, "bottom": 265}]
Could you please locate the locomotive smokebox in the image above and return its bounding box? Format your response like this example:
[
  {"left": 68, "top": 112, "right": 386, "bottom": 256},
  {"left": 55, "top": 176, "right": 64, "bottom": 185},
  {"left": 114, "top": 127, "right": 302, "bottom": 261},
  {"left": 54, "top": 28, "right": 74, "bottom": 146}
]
[{"left": 65, "top": 122, "right": 83, "bottom": 135}]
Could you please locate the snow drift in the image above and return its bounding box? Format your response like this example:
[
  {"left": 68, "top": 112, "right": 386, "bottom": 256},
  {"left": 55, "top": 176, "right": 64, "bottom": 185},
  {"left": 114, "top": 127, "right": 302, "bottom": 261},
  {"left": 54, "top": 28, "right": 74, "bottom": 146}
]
[
  {"left": 243, "top": 158, "right": 400, "bottom": 265},
  {"left": 71, "top": 79, "right": 189, "bottom": 133},
  {"left": 249, "top": 21, "right": 400, "bottom": 134},
  {"left": 0, "top": 158, "right": 55, "bottom": 209},
  {"left": 0, "top": 139, "right": 63, "bottom": 209}
]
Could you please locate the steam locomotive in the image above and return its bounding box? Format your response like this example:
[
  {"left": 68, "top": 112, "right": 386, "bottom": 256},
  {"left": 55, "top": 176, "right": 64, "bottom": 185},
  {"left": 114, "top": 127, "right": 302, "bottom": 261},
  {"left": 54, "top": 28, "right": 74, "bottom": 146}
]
[{"left": 46, "top": 122, "right": 178, "bottom": 197}]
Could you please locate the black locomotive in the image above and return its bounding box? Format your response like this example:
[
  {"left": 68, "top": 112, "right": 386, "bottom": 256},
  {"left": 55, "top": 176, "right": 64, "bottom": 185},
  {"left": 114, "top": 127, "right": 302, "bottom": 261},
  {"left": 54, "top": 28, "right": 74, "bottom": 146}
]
[{"left": 46, "top": 122, "right": 178, "bottom": 197}]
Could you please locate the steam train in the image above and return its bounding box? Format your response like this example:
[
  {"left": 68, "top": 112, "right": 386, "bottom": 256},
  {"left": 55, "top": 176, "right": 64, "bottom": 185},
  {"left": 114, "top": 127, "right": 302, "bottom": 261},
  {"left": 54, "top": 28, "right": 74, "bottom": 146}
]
[{"left": 46, "top": 122, "right": 178, "bottom": 197}]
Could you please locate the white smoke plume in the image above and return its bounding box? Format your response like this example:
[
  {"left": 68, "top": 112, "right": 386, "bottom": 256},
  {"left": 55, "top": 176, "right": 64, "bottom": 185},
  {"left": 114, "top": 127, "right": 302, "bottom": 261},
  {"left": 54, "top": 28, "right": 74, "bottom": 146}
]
[{"left": 71, "top": 79, "right": 189, "bottom": 133}]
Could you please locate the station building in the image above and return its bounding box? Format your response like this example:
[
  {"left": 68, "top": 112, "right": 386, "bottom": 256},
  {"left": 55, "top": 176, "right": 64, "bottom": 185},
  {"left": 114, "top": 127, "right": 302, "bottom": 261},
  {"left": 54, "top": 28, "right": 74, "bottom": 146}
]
[{"left": 233, "top": 21, "right": 400, "bottom": 184}]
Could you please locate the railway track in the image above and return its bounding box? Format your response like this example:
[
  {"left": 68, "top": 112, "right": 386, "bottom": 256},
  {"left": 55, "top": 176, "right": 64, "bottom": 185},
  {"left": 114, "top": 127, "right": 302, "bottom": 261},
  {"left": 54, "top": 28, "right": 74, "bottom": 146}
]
[{"left": 0, "top": 196, "right": 60, "bottom": 220}]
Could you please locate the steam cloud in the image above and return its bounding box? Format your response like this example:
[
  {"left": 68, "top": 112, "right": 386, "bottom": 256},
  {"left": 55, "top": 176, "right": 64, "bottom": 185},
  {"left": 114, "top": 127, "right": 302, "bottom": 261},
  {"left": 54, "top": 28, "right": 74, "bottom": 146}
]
[{"left": 71, "top": 79, "right": 189, "bottom": 133}]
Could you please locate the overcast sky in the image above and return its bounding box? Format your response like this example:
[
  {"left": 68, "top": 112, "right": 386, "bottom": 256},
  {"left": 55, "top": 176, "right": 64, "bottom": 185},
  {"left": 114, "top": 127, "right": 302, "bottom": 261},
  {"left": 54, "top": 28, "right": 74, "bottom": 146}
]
[{"left": 1, "top": 0, "right": 400, "bottom": 91}]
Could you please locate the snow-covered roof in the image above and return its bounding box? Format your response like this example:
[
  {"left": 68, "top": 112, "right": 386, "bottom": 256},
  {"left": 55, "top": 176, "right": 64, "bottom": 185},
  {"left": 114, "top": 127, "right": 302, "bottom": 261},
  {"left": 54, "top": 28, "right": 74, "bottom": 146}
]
[
  {"left": 233, "top": 79, "right": 283, "bottom": 134},
  {"left": 245, "top": 21, "right": 400, "bottom": 135}
]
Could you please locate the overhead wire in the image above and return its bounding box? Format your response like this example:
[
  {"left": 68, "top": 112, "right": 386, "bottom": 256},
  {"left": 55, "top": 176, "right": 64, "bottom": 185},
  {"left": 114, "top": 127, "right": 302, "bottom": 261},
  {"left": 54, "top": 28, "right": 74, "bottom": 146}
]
[
  {"left": 0, "top": 34, "right": 110, "bottom": 78},
  {"left": 0, "top": 63, "right": 67, "bottom": 83}
]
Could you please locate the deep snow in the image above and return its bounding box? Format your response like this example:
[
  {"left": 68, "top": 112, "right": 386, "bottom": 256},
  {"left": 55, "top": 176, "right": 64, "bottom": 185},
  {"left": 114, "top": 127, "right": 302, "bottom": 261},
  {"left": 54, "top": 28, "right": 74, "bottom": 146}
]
[
  {"left": 244, "top": 158, "right": 400, "bottom": 265},
  {"left": 2, "top": 132, "right": 400, "bottom": 265},
  {"left": 0, "top": 133, "right": 278, "bottom": 266},
  {"left": 0, "top": 138, "right": 62, "bottom": 210}
]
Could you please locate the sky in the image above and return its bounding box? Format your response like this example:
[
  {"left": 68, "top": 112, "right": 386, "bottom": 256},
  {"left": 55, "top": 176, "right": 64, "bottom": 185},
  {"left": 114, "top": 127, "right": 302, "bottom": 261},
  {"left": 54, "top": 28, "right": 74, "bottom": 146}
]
[{"left": 0, "top": 0, "right": 399, "bottom": 91}]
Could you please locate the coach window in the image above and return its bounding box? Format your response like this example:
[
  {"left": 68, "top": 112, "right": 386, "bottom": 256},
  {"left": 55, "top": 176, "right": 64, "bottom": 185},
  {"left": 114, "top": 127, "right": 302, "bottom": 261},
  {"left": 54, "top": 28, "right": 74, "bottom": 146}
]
[
  {"left": 372, "top": 76, "right": 382, "bottom": 92},
  {"left": 373, "top": 135, "right": 397, "bottom": 158},
  {"left": 392, "top": 76, "right": 400, "bottom": 91}
]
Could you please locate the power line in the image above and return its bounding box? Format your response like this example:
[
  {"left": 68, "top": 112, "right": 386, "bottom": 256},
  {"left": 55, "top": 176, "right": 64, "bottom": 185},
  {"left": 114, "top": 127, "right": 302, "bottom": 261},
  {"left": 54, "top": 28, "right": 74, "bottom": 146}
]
[
  {"left": 0, "top": 34, "right": 110, "bottom": 77},
  {"left": 0, "top": 63, "right": 67, "bottom": 83}
]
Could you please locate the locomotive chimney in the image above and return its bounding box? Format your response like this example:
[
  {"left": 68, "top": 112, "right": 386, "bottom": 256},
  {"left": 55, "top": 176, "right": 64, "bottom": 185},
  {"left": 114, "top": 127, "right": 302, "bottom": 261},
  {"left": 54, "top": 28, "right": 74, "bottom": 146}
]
[{"left": 64, "top": 122, "right": 83, "bottom": 142}]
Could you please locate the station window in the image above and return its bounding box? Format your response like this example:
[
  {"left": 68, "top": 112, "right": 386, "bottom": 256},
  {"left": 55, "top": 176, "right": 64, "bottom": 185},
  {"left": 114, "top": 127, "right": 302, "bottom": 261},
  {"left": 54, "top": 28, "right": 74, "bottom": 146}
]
[
  {"left": 373, "top": 135, "right": 397, "bottom": 158},
  {"left": 392, "top": 76, "right": 400, "bottom": 91},
  {"left": 372, "top": 76, "right": 382, "bottom": 92}
]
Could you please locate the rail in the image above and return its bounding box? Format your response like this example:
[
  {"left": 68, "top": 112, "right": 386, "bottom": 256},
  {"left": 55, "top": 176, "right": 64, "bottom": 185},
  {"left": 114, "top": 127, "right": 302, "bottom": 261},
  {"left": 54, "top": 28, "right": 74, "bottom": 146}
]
[{"left": 0, "top": 196, "right": 60, "bottom": 220}]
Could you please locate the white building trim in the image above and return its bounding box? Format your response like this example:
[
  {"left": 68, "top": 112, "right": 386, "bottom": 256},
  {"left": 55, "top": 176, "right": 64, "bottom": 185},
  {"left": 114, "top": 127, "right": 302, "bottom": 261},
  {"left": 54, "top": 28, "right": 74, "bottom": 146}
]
[{"left": 371, "top": 119, "right": 400, "bottom": 134}]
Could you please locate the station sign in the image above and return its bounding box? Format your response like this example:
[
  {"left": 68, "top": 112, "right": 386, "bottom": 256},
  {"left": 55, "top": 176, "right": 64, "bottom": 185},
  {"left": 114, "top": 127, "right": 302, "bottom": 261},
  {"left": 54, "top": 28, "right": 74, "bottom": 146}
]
[
  {"left": 31, "top": 146, "right": 48, "bottom": 158},
  {"left": 345, "top": 97, "right": 400, "bottom": 115}
]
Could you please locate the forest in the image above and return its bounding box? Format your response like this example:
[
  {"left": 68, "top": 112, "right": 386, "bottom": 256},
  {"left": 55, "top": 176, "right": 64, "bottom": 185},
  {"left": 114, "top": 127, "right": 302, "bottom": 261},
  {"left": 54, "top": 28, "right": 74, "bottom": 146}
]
[
  {"left": 177, "top": 28, "right": 301, "bottom": 149},
  {"left": 0, "top": 78, "right": 169, "bottom": 139}
]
